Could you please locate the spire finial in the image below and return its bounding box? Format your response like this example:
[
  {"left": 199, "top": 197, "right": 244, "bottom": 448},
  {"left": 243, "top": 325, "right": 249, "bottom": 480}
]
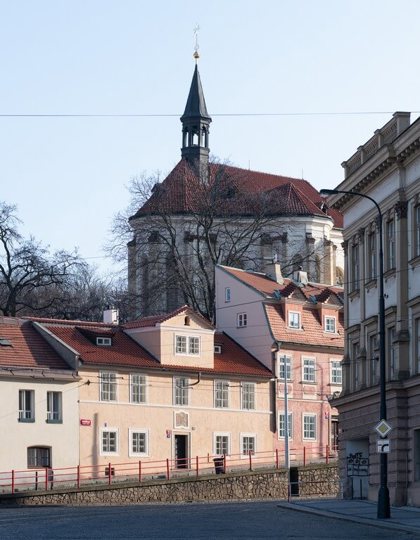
[{"left": 193, "top": 24, "right": 200, "bottom": 63}]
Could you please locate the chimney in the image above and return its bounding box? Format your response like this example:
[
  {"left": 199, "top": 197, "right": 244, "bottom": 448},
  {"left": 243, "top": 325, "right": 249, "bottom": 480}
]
[
  {"left": 295, "top": 267, "right": 308, "bottom": 286},
  {"left": 267, "top": 261, "right": 284, "bottom": 285},
  {"left": 103, "top": 308, "right": 119, "bottom": 325}
]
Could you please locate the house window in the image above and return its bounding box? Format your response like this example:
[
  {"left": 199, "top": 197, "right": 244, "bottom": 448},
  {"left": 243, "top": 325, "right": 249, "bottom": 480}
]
[
  {"left": 96, "top": 337, "right": 112, "bottom": 346},
  {"left": 415, "top": 205, "right": 420, "bottom": 257},
  {"left": 241, "top": 434, "right": 256, "bottom": 455},
  {"left": 369, "top": 334, "right": 379, "bottom": 384},
  {"left": 237, "top": 313, "right": 247, "bottom": 328},
  {"left": 386, "top": 219, "right": 395, "bottom": 270},
  {"left": 100, "top": 372, "right": 117, "bottom": 401},
  {"left": 278, "top": 413, "right": 293, "bottom": 438},
  {"left": 368, "top": 231, "right": 377, "bottom": 280},
  {"left": 215, "top": 380, "right": 229, "bottom": 408},
  {"left": 415, "top": 429, "right": 420, "bottom": 481},
  {"left": 129, "top": 429, "right": 149, "bottom": 457},
  {"left": 19, "top": 390, "right": 35, "bottom": 422},
  {"left": 241, "top": 382, "right": 255, "bottom": 410},
  {"left": 302, "top": 358, "right": 316, "bottom": 382},
  {"left": 352, "top": 341, "right": 360, "bottom": 388},
  {"left": 288, "top": 311, "right": 300, "bottom": 329},
  {"left": 101, "top": 429, "right": 118, "bottom": 454},
  {"left": 330, "top": 360, "right": 342, "bottom": 385},
  {"left": 225, "top": 287, "right": 231, "bottom": 303},
  {"left": 175, "top": 335, "right": 187, "bottom": 354},
  {"left": 214, "top": 433, "right": 230, "bottom": 455},
  {"left": 303, "top": 414, "right": 316, "bottom": 440},
  {"left": 174, "top": 377, "right": 189, "bottom": 406},
  {"left": 350, "top": 242, "right": 359, "bottom": 292},
  {"left": 279, "top": 355, "right": 292, "bottom": 380},
  {"left": 175, "top": 336, "right": 200, "bottom": 355},
  {"left": 130, "top": 374, "right": 146, "bottom": 404},
  {"left": 324, "top": 316, "right": 336, "bottom": 333},
  {"left": 415, "top": 318, "right": 420, "bottom": 374},
  {"left": 46, "top": 391, "right": 62, "bottom": 423},
  {"left": 27, "top": 446, "right": 51, "bottom": 468},
  {"left": 387, "top": 326, "right": 397, "bottom": 379}
]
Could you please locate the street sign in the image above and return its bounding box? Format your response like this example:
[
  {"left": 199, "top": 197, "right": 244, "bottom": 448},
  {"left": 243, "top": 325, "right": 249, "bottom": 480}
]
[
  {"left": 377, "top": 439, "right": 390, "bottom": 453},
  {"left": 375, "top": 419, "right": 392, "bottom": 438}
]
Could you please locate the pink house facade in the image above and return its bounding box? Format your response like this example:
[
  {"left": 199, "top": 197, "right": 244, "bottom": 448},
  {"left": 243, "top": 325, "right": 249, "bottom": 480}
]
[{"left": 215, "top": 264, "right": 344, "bottom": 463}]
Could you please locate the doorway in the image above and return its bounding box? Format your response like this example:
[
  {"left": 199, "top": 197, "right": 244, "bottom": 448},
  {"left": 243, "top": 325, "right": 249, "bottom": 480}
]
[{"left": 174, "top": 434, "right": 189, "bottom": 469}]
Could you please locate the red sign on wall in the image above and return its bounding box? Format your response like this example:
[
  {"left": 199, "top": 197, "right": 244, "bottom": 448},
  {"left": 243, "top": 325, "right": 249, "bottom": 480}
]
[{"left": 80, "top": 419, "right": 92, "bottom": 426}]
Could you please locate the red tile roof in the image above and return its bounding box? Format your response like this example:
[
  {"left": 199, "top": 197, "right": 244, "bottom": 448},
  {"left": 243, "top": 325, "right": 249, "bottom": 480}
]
[
  {"left": 0, "top": 317, "right": 71, "bottom": 370},
  {"left": 219, "top": 265, "right": 344, "bottom": 304},
  {"left": 130, "top": 159, "right": 343, "bottom": 228},
  {"left": 31, "top": 317, "right": 270, "bottom": 377},
  {"left": 123, "top": 305, "right": 212, "bottom": 329},
  {"left": 264, "top": 304, "right": 344, "bottom": 348}
]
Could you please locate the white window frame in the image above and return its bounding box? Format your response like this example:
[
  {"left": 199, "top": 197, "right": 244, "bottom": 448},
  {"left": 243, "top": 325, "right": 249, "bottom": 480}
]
[
  {"left": 415, "top": 205, "right": 420, "bottom": 258},
  {"left": 173, "top": 376, "right": 189, "bottom": 406},
  {"left": 213, "top": 432, "right": 230, "bottom": 456},
  {"left": 241, "top": 382, "right": 255, "bottom": 410},
  {"left": 46, "top": 391, "right": 62, "bottom": 422},
  {"left": 324, "top": 316, "right": 336, "bottom": 333},
  {"left": 330, "top": 360, "right": 342, "bottom": 385},
  {"left": 367, "top": 230, "right": 377, "bottom": 280},
  {"left": 386, "top": 218, "right": 395, "bottom": 270},
  {"left": 302, "top": 357, "right": 316, "bottom": 383},
  {"left": 237, "top": 313, "right": 247, "bottom": 328},
  {"left": 174, "top": 335, "right": 200, "bottom": 356},
  {"left": 129, "top": 428, "right": 149, "bottom": 457},
  {"left": 288, "top": 311, "right": 300, "bottom": 329},
  {"left": 18, "top": 389, "right": 35, "bottom": 422},
  {"left": 100, "top": 428, "right": 119, "bottom": 455},
  {"left": 303, "top": 414, "right": 317, "bottom": 440},
  {"left": 278, "top": 412, "right": 293, "bottom": 439},
  {"left": 240, "top": 433, "right": 257, "bottom": 457},
  {"left": 225, "top": 287, "right": 231, "bottom": 303},
  {"left": 214, "top": 380, "right": 229, "bottom": 408},
  {"left": 416, "top": 318, "right": 420, "bottom": 374},
  {"left": 130, "top": 374, "right": 147, "bottom": 404},
  {"left": 96, "top": 337, "right": 112, "bottom": 346},
  {"left": 279, "top": 355, "right": 292, "bottom": 380},
  {"left": 100, "top": 371, "right": 117, "bottom": 402}
]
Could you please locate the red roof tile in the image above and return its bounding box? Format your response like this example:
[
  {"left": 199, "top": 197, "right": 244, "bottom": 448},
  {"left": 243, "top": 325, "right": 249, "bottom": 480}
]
[
  {"left": 130, "top": 159, "right": 343, "bottom": 228},
  {"left": 0, "top": 317, "right": 71, "bottom": 370}
]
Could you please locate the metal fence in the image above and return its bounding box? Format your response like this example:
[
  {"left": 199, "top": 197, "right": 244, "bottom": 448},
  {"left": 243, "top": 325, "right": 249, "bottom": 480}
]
[{"left": 0, "top": 446, "right": 338, "bottom": 495}]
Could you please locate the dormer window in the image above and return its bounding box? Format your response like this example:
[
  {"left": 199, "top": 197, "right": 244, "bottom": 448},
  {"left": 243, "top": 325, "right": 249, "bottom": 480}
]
[
  {"left": 175, "top": 335, "right": 200, "bottom": 355},
  {"left": 96, "top": 337, "right": 112, "bottom": 346},
  {"left": 325, "top": 316, "right": 336, "bottom": 333},
  {"left": 288, "top": 311, "right": 300, "bottom": 329}
]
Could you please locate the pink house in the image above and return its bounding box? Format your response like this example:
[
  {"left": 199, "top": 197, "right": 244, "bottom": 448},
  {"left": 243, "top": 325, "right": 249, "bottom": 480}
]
[{"left": 215, "top": 264, "right": 344, "bottom": 463}]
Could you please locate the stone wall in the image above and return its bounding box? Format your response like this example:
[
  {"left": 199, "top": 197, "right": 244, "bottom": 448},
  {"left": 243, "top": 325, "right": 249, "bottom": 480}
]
[{"left": 0, "top": 465, "right": 340, "bottom": 506}]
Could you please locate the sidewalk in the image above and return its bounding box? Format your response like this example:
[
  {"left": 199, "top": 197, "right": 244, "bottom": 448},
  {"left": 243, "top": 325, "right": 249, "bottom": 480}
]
[{"left": 277, "top": 498, "right": 420, "bottom": 535}]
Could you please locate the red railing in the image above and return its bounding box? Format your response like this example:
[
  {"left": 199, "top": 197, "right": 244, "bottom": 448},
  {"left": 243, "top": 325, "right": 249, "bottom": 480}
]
[{"left": 0, "top": 446, "right": 337, "bottom": 495}]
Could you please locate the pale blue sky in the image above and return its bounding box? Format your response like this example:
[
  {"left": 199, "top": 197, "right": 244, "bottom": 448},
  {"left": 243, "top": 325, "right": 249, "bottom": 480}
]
[{"left": 1, "top": 0, "right": 419, "bottom": 274}]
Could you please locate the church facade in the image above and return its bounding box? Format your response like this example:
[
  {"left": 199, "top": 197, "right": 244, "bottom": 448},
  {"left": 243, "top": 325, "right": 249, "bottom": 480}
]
[{"left": 128, "top": 61, "right": 344, "bottom": 319}]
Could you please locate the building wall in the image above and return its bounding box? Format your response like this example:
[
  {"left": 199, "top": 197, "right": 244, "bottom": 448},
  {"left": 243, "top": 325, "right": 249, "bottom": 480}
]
[
  {"left": 78, "top": 367, "right": 272, "bottom": 468},
  {"left": 0, "top": 377, "right": 80, "bottom": 471}
]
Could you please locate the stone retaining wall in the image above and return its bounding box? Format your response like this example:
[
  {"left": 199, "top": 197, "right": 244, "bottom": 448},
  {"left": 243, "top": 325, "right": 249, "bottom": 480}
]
[{"left": 0, "top": 465, "right": 339, "bottom": 506}]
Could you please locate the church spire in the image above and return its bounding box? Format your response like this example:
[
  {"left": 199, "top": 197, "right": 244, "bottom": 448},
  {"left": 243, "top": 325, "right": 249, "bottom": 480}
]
[{"left": 180, "top": 49, "right": 212, "bottom": 165}]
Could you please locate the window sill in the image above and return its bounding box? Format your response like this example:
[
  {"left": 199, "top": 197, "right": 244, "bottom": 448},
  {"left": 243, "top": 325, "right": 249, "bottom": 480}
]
[
  {"left": 348, "top": 289, "right": 360, "bottom": 300},
  {"left": 18, "top": 418, "right": 35, "bottom": 423},
  {"left": 301, "top": 380, "right": 317, "bottom": 385},
  {"left": 409, "top": 254, "right": 420, "bottom": 268},
  {"left": 384, "top": 268, "right": 396, "bottom": 280},
  {"left": 46, "top": 419, "right": 63, "bottom": 424}
]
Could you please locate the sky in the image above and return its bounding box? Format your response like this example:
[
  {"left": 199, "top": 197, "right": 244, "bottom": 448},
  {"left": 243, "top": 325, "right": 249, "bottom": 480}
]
[{"left": 1, "top": 0, "right": 419, "bottom": 276}]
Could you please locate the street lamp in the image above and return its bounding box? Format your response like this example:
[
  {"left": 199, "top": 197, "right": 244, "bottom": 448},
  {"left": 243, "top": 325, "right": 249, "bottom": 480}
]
[{"left": 320, "top": 188, "right": 390, "bottom": 520}]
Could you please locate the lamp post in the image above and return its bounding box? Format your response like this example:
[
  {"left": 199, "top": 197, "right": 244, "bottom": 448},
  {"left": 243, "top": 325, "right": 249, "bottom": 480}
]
[{"left": 320, "top": 188, "right": 390, "bottom": 519}]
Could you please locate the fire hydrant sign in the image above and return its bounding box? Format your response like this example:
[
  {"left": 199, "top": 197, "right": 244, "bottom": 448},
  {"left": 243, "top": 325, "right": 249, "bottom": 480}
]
[
  {"left": 375, "top": 419, "right": 392, "bottom": 438},
  {"left": 377, "top": 439, "right": 390, "bottom": 453}
]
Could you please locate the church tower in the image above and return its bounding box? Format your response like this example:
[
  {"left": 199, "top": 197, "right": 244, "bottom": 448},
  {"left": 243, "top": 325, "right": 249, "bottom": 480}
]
[{"left": 180, "top": 54, "right": 212, "bottom": 167}]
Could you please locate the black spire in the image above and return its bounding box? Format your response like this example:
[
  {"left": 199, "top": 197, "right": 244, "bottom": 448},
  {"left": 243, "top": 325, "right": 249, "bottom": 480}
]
[{"left": 180, "top": 64, "right": 212, "bottom": 164}]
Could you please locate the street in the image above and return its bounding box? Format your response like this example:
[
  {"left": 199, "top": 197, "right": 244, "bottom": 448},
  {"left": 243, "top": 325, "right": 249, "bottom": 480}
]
[{"left": 0, "top": 501, "right": 418, "bottom": 539}]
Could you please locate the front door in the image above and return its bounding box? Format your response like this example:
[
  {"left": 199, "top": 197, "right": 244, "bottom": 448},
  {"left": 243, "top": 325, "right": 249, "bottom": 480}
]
[{"left": 174, "top": 434, "right": 189, "bottom": 469}]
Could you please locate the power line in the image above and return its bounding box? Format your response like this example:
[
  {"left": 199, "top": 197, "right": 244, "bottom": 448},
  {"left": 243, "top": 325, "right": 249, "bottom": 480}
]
[{"left": 1, "top": 110, "right": 419, "bottom": 119}]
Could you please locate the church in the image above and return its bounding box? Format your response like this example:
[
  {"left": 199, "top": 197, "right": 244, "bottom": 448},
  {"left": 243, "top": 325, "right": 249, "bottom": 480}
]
[{"left": 128, "top": 57, "right": 343, "bottom": 320}]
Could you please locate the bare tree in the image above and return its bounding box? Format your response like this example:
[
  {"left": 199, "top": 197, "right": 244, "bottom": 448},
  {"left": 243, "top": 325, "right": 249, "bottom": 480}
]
[
  {"left": 108, "top": 160, "right": 335, "bottom": 322},
  {"left": 0, "top": 202, "right": 83, "bottom": 317}
]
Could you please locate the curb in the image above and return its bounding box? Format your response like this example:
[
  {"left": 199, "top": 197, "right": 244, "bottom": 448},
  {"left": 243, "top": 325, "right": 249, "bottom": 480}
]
[{"left": 276, "top": 501, "right": 420, "bottom": 536}]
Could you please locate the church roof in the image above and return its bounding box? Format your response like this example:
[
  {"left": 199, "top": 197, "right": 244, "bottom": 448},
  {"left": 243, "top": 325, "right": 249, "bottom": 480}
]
[
  {"left": 181, "top": 65, "right": 211, "bottom": 122},
  {"left": 130, "top": 159, "right": 343, "bottom": 228}
]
